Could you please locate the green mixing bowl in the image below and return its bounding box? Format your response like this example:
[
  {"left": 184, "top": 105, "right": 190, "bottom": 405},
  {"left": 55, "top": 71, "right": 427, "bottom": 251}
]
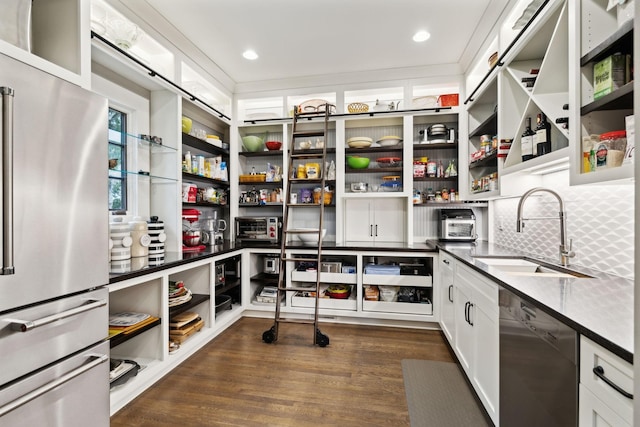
[
  {"left": 347, "top": 156, "right": 370, "bottom": 169},
  {"left": 242, "top": 135, "right": 265, "bottom": 152}
]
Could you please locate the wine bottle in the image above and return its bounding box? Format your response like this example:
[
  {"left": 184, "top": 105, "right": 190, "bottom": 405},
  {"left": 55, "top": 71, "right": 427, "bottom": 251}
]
[
  {"left": 535, "top": 113, "right": 552, "bottom": 156},
  {"left": 521, "top": 117, "right": 535, "bottom": 161}
]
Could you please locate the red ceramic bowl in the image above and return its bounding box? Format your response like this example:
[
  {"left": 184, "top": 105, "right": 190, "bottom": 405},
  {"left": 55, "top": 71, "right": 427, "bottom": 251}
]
[{"left": 265, "top": 140, "right": 282, "bottom": 151}]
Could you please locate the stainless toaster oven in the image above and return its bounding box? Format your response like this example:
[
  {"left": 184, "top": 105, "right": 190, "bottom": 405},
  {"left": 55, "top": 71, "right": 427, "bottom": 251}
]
[
  {"left": 438, "top": 209, "right": 477, "bottom": 242},
  {"left": 235, "top": 216, "right": 282, "bottom": 244}
]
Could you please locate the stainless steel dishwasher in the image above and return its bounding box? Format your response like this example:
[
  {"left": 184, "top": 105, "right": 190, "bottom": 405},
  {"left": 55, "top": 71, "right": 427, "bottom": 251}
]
[{"left": 499, "top": 288, "right": 577, "bottom": 427}]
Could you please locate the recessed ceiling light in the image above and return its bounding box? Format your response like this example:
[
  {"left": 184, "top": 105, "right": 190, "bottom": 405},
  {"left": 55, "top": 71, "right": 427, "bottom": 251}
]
[
  {"left": 413, "top": 31, "right": 430, "bottom": 42},
  {"left": 243, "top": 50, "right": 258, "bottom": 60}
]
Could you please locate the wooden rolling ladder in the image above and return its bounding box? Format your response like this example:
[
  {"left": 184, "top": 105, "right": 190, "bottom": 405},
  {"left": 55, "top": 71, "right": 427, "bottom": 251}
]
[{"left": 262, "top": 105, "right": 331, "bottom": 347}]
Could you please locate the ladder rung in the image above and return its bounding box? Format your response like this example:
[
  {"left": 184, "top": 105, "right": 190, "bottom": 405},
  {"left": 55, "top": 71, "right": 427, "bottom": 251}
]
[
  {"left": 285, "top": 229, "right": 320, "bottom": 234},
  {"left": 290, "top": 153, "right": 325, "bottom": 159},
  {"left": 292, "top": 130, "right": 325, "bottom": 138},
  {"left": 278, "top": 286, "right": 318, "bottom": 292},
  {"left": 282, "top": 257, "right": 319, "bottom": 263},
  {"left": 275, "top": 318, "right": 316, "bottom": 325},
  {"left": 289, "top": 178, "right": 324, "bottom": 184}
]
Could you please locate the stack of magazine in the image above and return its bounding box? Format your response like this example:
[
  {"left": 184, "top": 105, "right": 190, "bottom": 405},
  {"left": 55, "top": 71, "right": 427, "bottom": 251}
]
[{"left": 108, "top": 312, "right": 159, "bottom": 339}]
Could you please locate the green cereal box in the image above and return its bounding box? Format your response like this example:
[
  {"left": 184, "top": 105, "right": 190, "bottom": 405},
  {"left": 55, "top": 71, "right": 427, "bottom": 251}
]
[{"left": 594, "top": 53, "right": 629, "bottom": 100}]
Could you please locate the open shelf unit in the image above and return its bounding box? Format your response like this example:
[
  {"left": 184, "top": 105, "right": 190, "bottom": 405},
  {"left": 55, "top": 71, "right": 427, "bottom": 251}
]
[
  {"left": 108, "top": 250, "right": 243, "bottom": 415},
  {"left": 571, "top": 0, "right": 634, "bottom": 185}
]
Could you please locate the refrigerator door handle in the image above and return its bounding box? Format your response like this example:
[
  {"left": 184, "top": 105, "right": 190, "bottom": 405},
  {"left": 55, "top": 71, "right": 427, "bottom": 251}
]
[
  {"left": 7, "top": 298, "right": 107, "bottom": 332},
  {"left": 0, "top": 353, "right": 108, "bottom": 418},
  {"left": 0, "top": 86, "right": 15, "bottom": 275}
]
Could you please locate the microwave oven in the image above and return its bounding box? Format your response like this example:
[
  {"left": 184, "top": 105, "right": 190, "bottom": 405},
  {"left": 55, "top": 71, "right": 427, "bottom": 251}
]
[{"left": 235, "top": 216, "right": 282, "bottom": 244}]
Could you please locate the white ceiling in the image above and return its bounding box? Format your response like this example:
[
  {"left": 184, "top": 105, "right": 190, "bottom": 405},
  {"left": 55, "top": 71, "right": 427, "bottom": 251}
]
[{"left": 107, "top": 0, "right": 512, "bottom": 88}]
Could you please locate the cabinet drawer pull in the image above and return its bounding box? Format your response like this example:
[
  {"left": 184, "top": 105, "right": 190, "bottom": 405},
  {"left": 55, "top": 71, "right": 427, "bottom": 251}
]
[
  {"left": 0, "top": 353, "right": 108, "bottom": 417},
  {"left": 468, "top": 302, "right": 474, "bottom": 326},
  {"left": 8, "top": 298, "right": 107, "bottom": 332},
  {"left": 442, "top": 259, "right": 450, "bottom": 265},
  {"left": 464, "top": 301, "right": 470, "bottom": 323},
  {"left": 593, "top": 365, "right": 633, "bottom": 399},
  {"left": 448, "top": 285, "right": 453, "bottom": 303}
]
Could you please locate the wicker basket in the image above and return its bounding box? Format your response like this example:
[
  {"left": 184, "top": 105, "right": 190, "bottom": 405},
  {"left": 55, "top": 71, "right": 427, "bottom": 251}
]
[
  {"left": 239, "top": 174, "right": 266, "bottom": 183},
  {"left": 348, "top": 102, "right": 369, "bottom": 113}
]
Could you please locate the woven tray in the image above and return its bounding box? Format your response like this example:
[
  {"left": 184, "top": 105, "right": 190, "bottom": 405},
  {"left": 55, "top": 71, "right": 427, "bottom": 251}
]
[{"left": 239, "top": 174, "right": 266, "bottom": 183}]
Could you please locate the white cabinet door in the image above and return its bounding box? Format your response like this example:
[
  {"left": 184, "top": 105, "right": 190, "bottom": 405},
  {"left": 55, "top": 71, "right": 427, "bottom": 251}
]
[
  {"left": 344, "top": 198, "right": 372, "bottom": 241},
  {"left": 453, "top": 280, "right": 474, "bottom": 375},
  {"left": 471, "top": 297, "right": 499, "bottom": 423},
  {"left": 372, "top": 198, "right": 405, "bottom": 242},
  {"left": 344, "top": 198, "right": 405, "bottom": 242},
  {"left": 579, "top": 335, "right": 633, "bottom": 427},
  {"left": 439, "top": 254, "right": 455, "bottom": 343},
  {"left": 450, "top": 263, "right": 499, "bottom": 425},
  {"left": 579, "top": 384, "right": 631, "bottom": 427}
]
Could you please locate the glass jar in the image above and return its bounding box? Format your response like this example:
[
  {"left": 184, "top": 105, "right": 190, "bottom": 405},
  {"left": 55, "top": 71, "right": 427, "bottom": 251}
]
[
  {"left": 426, "top": 187, "right": 435, "bottom": 202},
  {"left": 426, "top": 160, "right": 437, "bottom": 177},
  {"left": 598, "top": 130, "right": 627, "bottom": 168},
  {"left": 441, "top": 188, "right": 449, "bottom": 201},
  {"left": 413, "top": 159, "right": 426, "bottom": 178},
  {"left": 489, "top": 173, "right": 498, "bottom": 191},
  {"left": 480, "top": 140, "right": 490, "bottom": 156}
]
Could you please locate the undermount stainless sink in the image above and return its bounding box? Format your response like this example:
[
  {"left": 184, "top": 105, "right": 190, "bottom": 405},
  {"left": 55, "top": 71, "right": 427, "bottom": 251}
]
[{"left": 472, "top": 256, "right": 592, "bottom": 278}]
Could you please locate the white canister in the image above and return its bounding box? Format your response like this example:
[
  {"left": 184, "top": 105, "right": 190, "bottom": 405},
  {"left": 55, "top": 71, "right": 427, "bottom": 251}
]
[
  {"left": 110, "top": 259, "right": 131, "bottom": 273},
  {"left": 129, "top": 216, "right": 151, "bottom": 258},
  {"left": 110, "top": 217, "right": 132, "bottom": 262}
]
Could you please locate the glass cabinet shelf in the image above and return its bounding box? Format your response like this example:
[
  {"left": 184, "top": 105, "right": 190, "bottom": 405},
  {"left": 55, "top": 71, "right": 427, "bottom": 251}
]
[
  {"left": 111, "top": 170, "right": 178, "bottom": 183},
  {"left": 126, "top": 133, "right": 177, "bottom": 153}
]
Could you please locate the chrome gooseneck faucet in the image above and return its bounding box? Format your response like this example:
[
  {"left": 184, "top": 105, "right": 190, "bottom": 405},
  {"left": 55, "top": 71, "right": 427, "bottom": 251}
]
[{"left": 516, "top": 187, "right": 575, "bottom": 266}]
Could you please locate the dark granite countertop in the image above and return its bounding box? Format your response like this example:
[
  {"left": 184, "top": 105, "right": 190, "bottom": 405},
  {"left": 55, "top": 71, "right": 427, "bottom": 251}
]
[
  {"left": 109, "top": 241, "right": 243, "bottom": 284},
  {"left": 109, "top": 240, "right": 438, "bottom": 283},
  {"left": 436, "top": 240, "right": 634, "bottom": 363},
  {"left": 108, "top": 238, "right": 631, "bottom": 361}
]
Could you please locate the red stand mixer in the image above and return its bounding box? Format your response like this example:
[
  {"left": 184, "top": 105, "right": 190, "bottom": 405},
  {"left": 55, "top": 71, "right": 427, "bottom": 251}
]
[{"left": 182, "top": 208, "right": 208, "bottom": 252}]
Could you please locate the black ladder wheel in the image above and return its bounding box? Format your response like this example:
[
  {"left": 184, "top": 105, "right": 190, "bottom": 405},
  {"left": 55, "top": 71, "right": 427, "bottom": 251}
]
[
  {"left": 316, "top": 329, "right": 329, "bottom": 347},
  {"left": 262, "top": 326, "right": 276, "bottom": 344}
]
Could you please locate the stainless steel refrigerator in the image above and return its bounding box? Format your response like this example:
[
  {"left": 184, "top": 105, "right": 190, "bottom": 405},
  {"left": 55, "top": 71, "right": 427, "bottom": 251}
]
[{"left": 0, "top": 53, "right": 110, "bottom": 426}]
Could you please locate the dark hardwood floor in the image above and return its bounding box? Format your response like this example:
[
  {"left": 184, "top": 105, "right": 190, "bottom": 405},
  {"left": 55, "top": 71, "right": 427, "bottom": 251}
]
[{"left": 111, "top": 317, "right": 455, "bottom": 427}]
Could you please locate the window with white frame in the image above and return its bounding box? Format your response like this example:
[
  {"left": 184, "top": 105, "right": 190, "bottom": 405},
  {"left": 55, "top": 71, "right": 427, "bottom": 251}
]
[{"left": 108, "top": 107, "right": 127, "bottom": 211}]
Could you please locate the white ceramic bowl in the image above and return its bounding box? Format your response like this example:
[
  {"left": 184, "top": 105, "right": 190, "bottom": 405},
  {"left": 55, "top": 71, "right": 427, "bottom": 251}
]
[
  {"left": 293, "top": 228, "right": 327, "bottom": 244},
  {"left": 376, "top": 136, "right": 402, "bottom": 147}
]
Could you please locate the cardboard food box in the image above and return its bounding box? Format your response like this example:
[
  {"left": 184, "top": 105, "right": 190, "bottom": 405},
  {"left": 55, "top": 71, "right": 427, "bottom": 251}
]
[{"left": 594, "top": 53, "right": 631, "bottom": 100}]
